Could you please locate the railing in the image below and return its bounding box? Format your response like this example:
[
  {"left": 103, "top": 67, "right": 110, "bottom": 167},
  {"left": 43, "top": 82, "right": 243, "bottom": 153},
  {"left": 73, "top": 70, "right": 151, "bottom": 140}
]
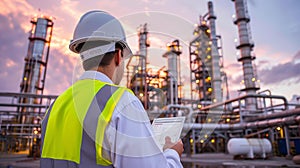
[
  {"left": 195, "top": 94, "right": 289, "bottom": 124},
  {"left": 0, "top": 92, "right": 57, "bottom": 153}
]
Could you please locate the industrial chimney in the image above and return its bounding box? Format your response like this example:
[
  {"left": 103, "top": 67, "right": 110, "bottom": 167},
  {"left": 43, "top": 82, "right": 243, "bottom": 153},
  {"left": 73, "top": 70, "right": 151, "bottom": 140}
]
[
  {"left": 163, "top": 40, "right": 182, "bottom": 105},
  {"left": 232, "top": 0, "right": 259, "bottom": 111},
  {"left": 19, "top": 16, "right": 54, "bottom": 124}
]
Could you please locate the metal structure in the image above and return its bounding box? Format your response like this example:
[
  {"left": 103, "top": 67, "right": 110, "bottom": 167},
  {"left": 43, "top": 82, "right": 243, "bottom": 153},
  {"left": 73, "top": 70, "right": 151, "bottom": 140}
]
[
  {"left": 207, "top": 1, "right": 222, "bottom": 104},
  {"left": 0, "top": 92, "right": 56, "bottom": 156},
  {"left": 183, "top": 1, "right": 299, "bottom": 158},
  {"left": 19, "top": 16, "right": 54, "bottom": 124},
  {"left": 0, "top": 1, "right": 299, "bottom": 161},
  {"left": 0, "top": 15, "right": 54, "bottom": 156},
  {"left": 190, "top": 20, "right": 212, "bottom": 109},
  {"left": 124, "top": 1, "right": 300, "bottom": 157},
  {"left": 186, "top": 93, "right": 300, "bottom": 157},
  {"left": 163, "top": 40, "right": 182, "bottom": 105},
  {"left": 232, "top": 0, "right": 260, "bottom": 111},
  {"left": 127, "top": 24, "right": 150, "bottom": 109},
  {"left": 189, "top": 1, "right": 225, "bottom": 109}
]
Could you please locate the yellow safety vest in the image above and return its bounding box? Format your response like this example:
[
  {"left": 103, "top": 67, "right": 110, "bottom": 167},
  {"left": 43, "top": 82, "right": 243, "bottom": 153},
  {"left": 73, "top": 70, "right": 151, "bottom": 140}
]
[{"left": 41, "top": 79, "right": 131, "bottom": 166}]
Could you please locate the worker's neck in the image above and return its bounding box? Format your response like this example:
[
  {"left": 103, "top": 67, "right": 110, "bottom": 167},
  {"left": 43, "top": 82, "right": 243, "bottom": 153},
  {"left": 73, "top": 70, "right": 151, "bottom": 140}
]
[{"left": 89, "top": 66, "right": 114, "bottom": 81}]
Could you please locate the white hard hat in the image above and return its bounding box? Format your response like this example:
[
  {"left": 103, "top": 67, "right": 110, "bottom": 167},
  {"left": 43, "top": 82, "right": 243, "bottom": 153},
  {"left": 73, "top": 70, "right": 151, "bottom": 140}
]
[{"left": 69, "top": 10, "right": 132, "bottom": 61}]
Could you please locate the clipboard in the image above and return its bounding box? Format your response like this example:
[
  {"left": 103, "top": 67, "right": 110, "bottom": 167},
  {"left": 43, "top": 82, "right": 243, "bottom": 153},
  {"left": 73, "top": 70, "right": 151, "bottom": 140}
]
[{"left": 151, "top": 116, "right": 185, "bottom": 150}]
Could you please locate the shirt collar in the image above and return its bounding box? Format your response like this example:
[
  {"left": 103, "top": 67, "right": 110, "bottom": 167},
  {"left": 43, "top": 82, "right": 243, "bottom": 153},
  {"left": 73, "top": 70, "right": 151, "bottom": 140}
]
[{"left": 79, "top": 70, "right": 114, "bottom": 84}]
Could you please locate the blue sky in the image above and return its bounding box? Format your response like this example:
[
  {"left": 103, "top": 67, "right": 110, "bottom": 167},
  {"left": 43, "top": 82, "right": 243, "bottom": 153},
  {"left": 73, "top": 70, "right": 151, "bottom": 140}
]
[{"left": 0, "top": 0, "right": 299, "bottom": 102}]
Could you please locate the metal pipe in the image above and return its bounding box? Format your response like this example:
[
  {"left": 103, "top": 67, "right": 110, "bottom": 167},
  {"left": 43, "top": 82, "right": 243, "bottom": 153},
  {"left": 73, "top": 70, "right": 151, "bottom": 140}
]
[
  {"left": 244, "top": 128, "right": 270, "bottom": 138},
  {"left": 138, "top": 24, "right": 149, "bottom": 109},
  {"left": 200, "top": 94, "right": 288, "bottom": 112},
  {"left": 192, "top": 129, "right": 196, "bottom": 154},
  {"left": 232, "top": 0, "right": 259, "bottom": 111},
  {"left": 224, "top": 73, "right": 230, "bottom": 100},
  {"left": 258, "top": 89, "right": 272, "bottom": 95},
  {"left": 208, "top": 1, "right": 222, "bottom": 104},
  {"left": 258, "top": 89, "right": 274, "bottom": 111},
  {"left": 185, "top": 115, "right": 300, "bottom": 130},
  {"left": 167, "top": 104, "right": 194, "bottom": 123},
  {"left": 0, "top": 92, "right": 57, "bottom": 99},
  {"left": 163, "top": 40, "right": 181, "bottom": 105},
  {"left": 284, "top": 126, "right": 291, "bottom": 157},
  {"left": 245, "top": 108, "right": 300, "bottom": 122}
]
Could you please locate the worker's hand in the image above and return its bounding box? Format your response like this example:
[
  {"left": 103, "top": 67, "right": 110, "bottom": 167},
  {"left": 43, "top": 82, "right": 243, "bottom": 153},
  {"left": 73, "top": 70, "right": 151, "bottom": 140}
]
[{"left": 163, "top": 136, "right": 184, "bottom": 157}]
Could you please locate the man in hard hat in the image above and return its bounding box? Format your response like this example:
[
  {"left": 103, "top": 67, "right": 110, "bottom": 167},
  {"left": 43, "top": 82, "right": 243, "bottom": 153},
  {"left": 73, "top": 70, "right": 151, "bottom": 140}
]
[{"left": 40, "top": 10, "right": 184, "bottom": 168}]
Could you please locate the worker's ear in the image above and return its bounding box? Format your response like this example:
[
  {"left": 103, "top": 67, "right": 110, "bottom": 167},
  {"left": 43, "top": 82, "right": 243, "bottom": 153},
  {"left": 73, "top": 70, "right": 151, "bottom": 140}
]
[{"left": 114, "top": 50, "right": 122, "bottom": 66}]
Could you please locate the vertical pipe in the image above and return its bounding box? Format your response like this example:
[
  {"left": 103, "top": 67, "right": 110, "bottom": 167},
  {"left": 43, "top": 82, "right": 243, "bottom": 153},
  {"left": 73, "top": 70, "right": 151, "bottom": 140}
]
[
  {"left": 208, "top": 1, "right": 222, "bottom": 104},
  {"left": 186, "top": 131, "right": 192, "bottom": 157},
  {"left": 192, "top": 129, "right": 196, "bottom": 154},
  {"left": 168, "top": 52, "right": 178, "bottom": 104},
  {"left": 170, "top": 79, "right": 174, "bottom": 104},
  {"left": 138, "top": 24, "right": 149, "bottom": 109},
  {"left": 239, "top": 98, "right": 243, "bottom": 123},
  {"left": 232, "top": 0, "right": 259, "bottom": 111},
  {"left": 164, "top": 40, "right": 181, "bottom": 105},
  {"left": 224, "top": 74, "right": 230, "bottom": 100},
  {"left": 284, "top": 126, "right": 291, "bottom": 157},
  {"left": 270, "top": 128, "right": 275, "bottom": 156},
  {"left": 177, "top": 54, "right": 181, "bottom": 101},
  {"left": 189, "top": 46, "right": 193, "bottom": 104},
  {"left": 19, "top": 16, "right": 53, "bottom": 124}
]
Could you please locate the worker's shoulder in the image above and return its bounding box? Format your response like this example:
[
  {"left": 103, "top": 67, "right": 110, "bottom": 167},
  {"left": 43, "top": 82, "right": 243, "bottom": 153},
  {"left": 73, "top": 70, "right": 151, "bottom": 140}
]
[
  {"left": 107, "top": 85, "right": 140, "bottom": 106},
  {"left": 103, "top": 83, "right": 135, "bottom": 96},
  {"left": 118, "top": 87, "right": 139, "bottom": 102},
  {"left": 56, "top": 81, "right": 138, "bottom": 104}
]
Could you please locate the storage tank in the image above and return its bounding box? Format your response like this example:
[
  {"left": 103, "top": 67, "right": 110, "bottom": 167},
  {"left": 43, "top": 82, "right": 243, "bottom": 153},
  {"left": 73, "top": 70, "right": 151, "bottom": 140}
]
[{"left": 227, "top": 138, "right": 272, "bottom": 159}]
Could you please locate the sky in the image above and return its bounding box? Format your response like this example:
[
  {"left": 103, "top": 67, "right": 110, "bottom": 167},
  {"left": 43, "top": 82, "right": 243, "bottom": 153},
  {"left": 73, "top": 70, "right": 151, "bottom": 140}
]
[{"left": 0, "top": 0, "right": 299, "bottom": 104}]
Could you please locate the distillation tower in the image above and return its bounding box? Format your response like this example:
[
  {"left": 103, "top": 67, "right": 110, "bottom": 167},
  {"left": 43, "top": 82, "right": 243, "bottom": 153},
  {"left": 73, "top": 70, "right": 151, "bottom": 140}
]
[
  {"left": 127, "top": 24, "right": 150, "bottom": 108},
  {"left": 207, "top": 1, "right": 222, "bottom": 104},
  {"left": 163, "top": 40, "right": 182, "bottom": 105},
  {"left": 189, "top": 1, "right": 225, "bottom": 109},
  {"left": 19, "top": 16, "right": 54, "bottom": 124},
  {"left": 125, "top": 1, "right": 299, "bottom": 157},
  {"left": 127, "top": 25, "right": 185, "bottom": 116},
  {"left": 232, "top": 0, "right": 260, "bottom": 111}
]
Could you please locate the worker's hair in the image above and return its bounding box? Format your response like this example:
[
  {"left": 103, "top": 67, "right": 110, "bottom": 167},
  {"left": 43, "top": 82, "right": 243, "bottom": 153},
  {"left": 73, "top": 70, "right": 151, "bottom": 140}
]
[{"left": 77, "top": 42, "right": 123, "bottom": 71}]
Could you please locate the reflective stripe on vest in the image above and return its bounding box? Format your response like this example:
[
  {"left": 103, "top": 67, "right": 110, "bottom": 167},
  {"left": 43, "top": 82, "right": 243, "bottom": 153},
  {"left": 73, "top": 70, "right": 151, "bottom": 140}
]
[{"left": 41, "top": 79, "right": 128, "bottom": 166}]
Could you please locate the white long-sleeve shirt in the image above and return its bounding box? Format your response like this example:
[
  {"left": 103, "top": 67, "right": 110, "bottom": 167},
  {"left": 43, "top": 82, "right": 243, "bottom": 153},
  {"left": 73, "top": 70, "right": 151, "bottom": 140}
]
[{"left": 79, "top": 71, "right": 183, "bottom": 168}]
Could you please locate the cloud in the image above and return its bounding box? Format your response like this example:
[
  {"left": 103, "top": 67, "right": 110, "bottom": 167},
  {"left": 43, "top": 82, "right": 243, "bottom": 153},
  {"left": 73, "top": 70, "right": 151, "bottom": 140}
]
[
  {"left": 225, "top": 63, "right": 240, "bottom": 70},
  {"left": 0, "top": 0, "right": 35, "bottom": 32},
  {"left": 0, "top": 14, "right": 28, "bottom": 92},
  {"left": 43, "top": 49, "right": 77, "bottom": 95},
  {"left": 258, "top": 60, "right": 269, "bottom": 66},
  {"left": 142, "top": 0, "right": 167, "bottom": 5},
  {"left": 0, "top": 1, "right": 78, "bottom": 94},
  {"left": 225, "top": 63, "right": 242, "bottom": 84},
  {"left": 0, "top": 0, "right": 34, "bottom": 16},
  {"left": 59, "top": 0, "right": 81, "bottom": 20},
  {"left": 293, "top": 50, "right": 300, "bottom": 63},
  {"left": 230, "top": 74, "right": 243, "bottom": 86},
  {"left": 258, "top": 51, "right": 300, "bottom": 85}
]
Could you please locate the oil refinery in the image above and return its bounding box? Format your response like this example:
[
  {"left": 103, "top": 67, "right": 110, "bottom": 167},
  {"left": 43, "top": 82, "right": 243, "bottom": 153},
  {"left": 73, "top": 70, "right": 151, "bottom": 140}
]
[{"left": 0, "top": 0, "right": 300, "bottom": 167}]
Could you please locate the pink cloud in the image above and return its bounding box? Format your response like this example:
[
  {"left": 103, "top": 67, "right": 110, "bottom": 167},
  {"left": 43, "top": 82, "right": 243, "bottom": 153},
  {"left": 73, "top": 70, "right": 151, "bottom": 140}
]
[
  {"left": 0, "top": 0, "right": 34, "bottom": 16},
  {"left": 5, "top": 58, "right": 17, "bottom": 68}
]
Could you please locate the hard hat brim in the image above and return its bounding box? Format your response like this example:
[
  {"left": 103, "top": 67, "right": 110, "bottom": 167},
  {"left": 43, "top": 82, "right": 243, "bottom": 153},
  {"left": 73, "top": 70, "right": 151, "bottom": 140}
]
[
  {"left": 118, "top": 40, "right": 133, "bottom": 59},
  {"left": 69, "top": 37, "right": 133, "bottom": 59}
]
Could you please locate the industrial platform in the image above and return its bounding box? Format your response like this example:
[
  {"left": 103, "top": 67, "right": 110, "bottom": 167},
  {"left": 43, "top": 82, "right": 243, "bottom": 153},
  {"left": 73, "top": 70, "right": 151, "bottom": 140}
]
[
  {"left": 1, "top": 152, "right": 300, "bottom": 168},
  {"left": 1, "top": 0, "right": 300, "bottom": 167}
]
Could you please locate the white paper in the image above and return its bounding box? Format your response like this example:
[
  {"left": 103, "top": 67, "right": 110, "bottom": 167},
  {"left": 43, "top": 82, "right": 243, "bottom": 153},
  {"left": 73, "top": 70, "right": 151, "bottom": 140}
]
[{"left": 152, "top": 116, "right": 185, "bottom": 150}]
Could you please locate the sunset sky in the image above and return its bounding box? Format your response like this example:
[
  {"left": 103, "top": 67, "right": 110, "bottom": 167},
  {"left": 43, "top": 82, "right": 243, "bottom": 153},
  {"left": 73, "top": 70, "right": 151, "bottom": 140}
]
[{"left": 0, "top": 0, "right": 299, "bottom": 103}]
